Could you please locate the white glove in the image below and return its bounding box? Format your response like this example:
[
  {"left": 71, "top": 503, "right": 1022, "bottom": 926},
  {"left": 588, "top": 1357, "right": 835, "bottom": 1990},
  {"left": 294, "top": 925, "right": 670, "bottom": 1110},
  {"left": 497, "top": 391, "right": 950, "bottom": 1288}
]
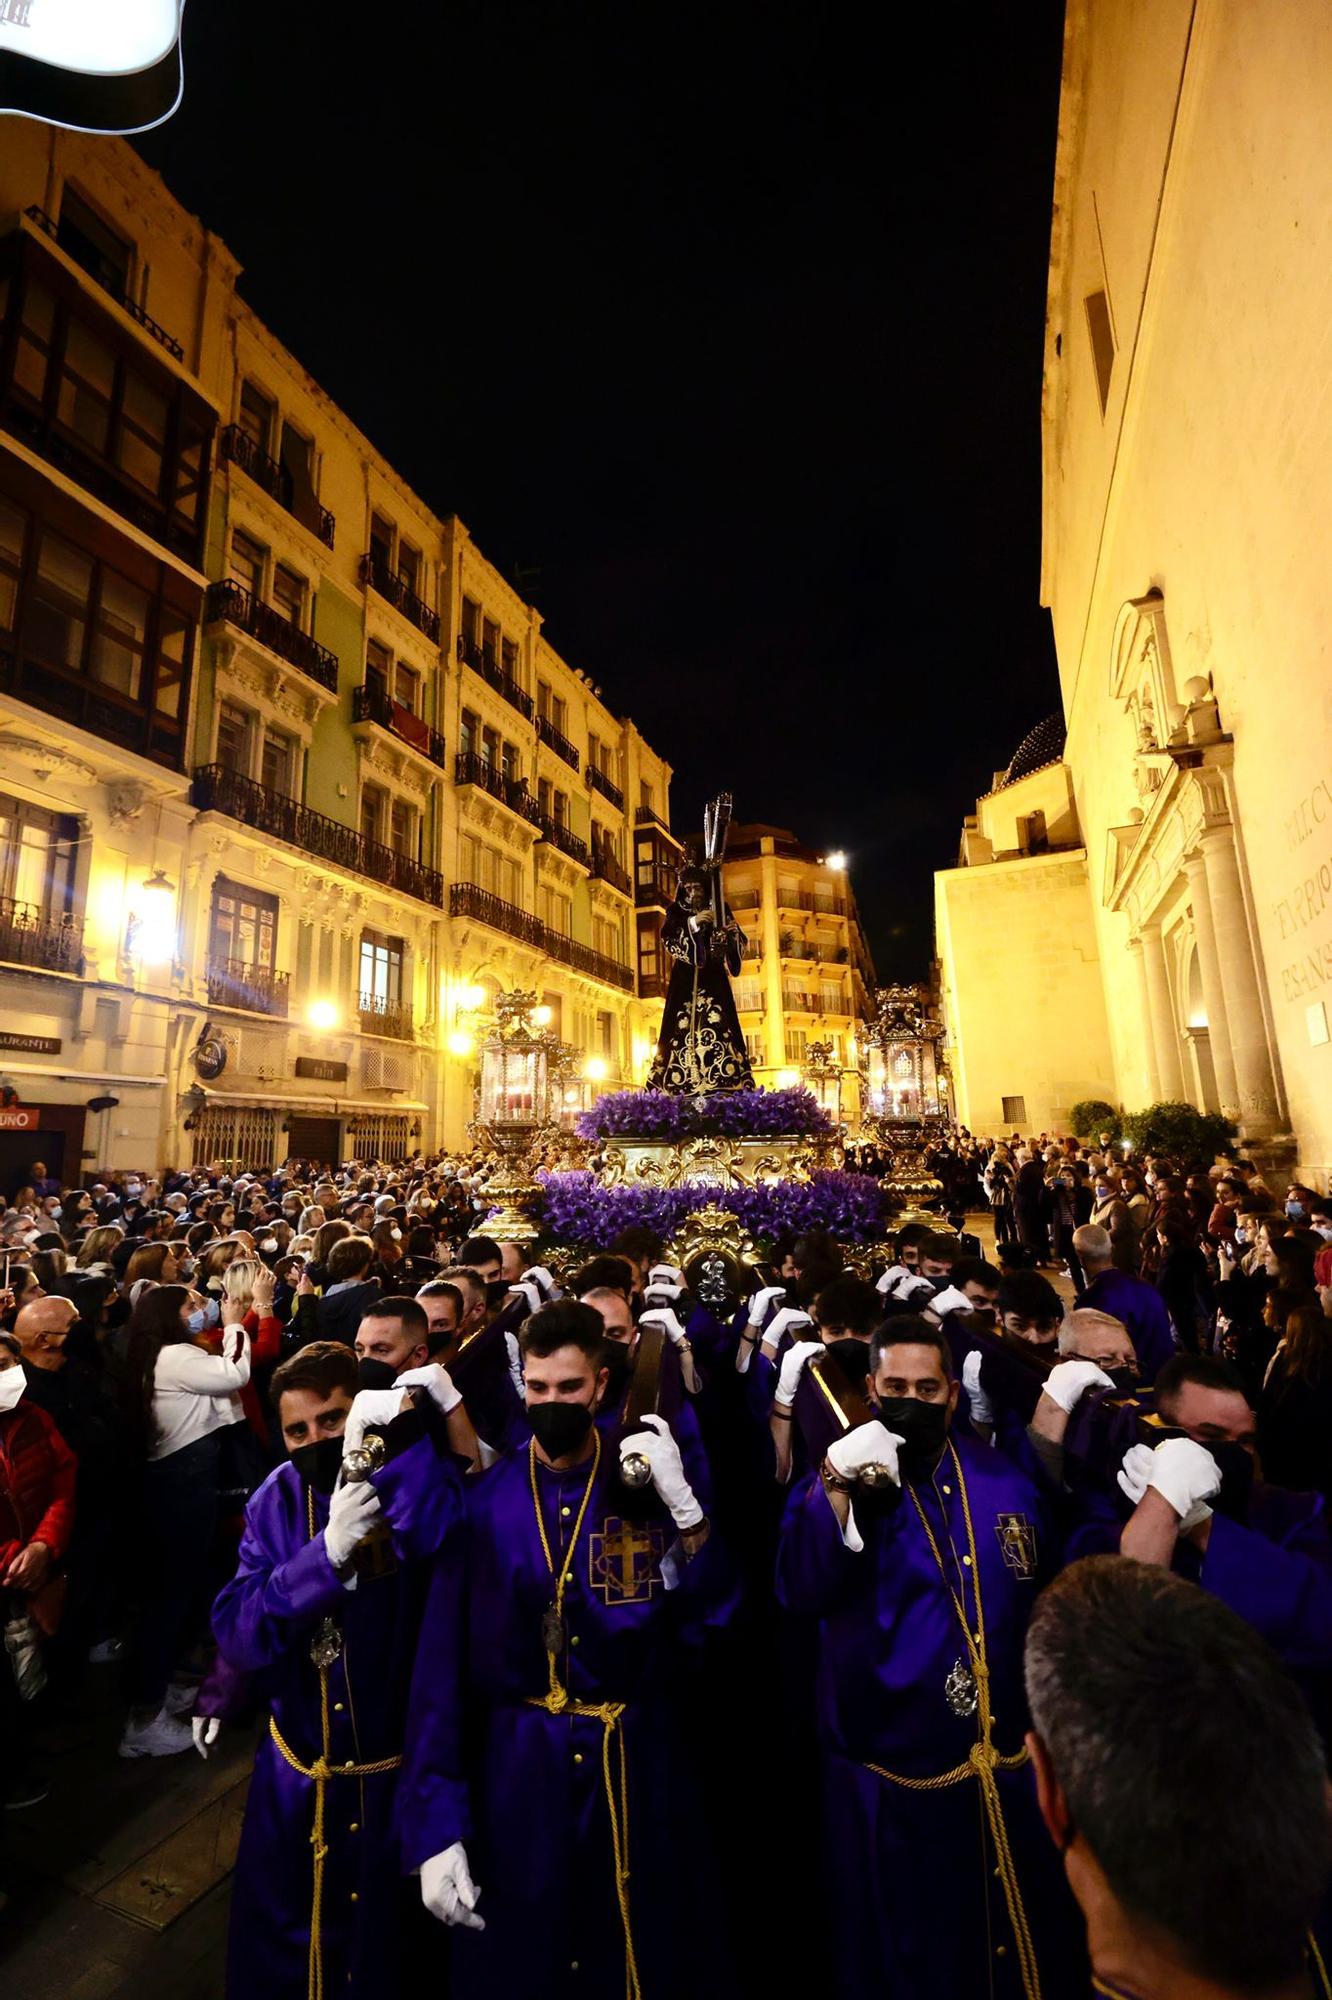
[
  {"left": 639, "top": 1307, "right": 688, "bottom": 1347},
  {"left": 644, "top": 1282, "right": 686, "bottom": 1306},
  {"left": 394, "top": 1362, "right": 463, "bottom": 1416},
  {"left": 1143, "top": 1437, "right": 1221, "bottom": 1528},
  {"left": 508, "top": 1280, "right": 544, "bottom": 1317},
  {"left": 899, "top": 1274, "right": 936, "bottom": 1303},
  {"left": 619, "top": 1413, "right": 704, "bottom": 1530},
  {"left": 961, "top": 1350, "right": 994, "bottom": 1428},
  {"left": 324, "top": 1477, "right": 383, "bottom": 1569},
  {"left": 925, "top": 1284, "right": 972, "bottom": 1320},
  {"left": 343, "top": 1386, "right": 411, "bottom": 1455},
  {"left": 420, "top": 1842, "right": 485, "bottom": 1930},
  {"left": 875, "top": 1263, "right": 909, "bottom": 1297},
  {"left": 761, "top": 1305, "right": 814, "bottom": 1351},
  {"left": 1041, "top": 1360, "right": 1115, "bottom": 1414},
  {"left": 521, "top": 1265, "right": 559, "bottom": 1299},
  {"left": 191, "top": 1715, "right": 219, "bottom": 1759},
  {"left": 504, "top": 1329, "right": 525, "bottom": 1400},
  {"left": 825, "top": 1419, "right": 903, "bottom": 1486},
  {"left": 775, "top": 1339, "right": 825, "bottom": 1409},
  {"left": 649, "top": 1263, "right": 683, "bottom": 1287},
  {"left": 1116, "top": 1442, "right": 1156, "bottom": 1509},
  {"left": 747, "top": 1284, "right": 787, "bottom": 1328}
]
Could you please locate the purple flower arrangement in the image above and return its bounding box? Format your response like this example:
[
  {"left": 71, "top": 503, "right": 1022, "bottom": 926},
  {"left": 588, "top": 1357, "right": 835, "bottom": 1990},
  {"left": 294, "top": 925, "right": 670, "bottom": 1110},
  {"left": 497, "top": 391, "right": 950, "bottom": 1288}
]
[
  {"left": 576, "top": 1086, "right": 834, "bottom": 1142},
  {"left": 536, "top": 1167, "right": 887, "bottom": 1250}
]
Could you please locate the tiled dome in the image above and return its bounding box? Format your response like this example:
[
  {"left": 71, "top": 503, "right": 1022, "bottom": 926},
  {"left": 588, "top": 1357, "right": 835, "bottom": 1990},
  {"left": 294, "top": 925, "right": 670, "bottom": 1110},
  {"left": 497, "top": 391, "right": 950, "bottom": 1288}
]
[{"left": 1001, "top": 712, "right": 1066, "bottom": 786}]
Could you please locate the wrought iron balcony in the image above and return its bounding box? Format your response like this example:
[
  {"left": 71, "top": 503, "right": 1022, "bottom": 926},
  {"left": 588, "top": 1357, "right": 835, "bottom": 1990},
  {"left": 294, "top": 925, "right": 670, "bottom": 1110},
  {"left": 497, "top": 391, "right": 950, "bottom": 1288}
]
[
  {"left": 449, "top": 882, "right": 634, "bottom": 991},
  {"left": 587, "top": 763, "right": 624, "bottom": 811},
  {"left": 537, "top": 713, "right": 581, "bottom": 770},
  {"left": 454, "top": 751, "right": 542, "bottom": 827},
  {"left": 192, "top": 764, "right": 445, "bottom": 907},
  {"left": 25, "top": 205, "right": 184, "bottom": 361},
  {"left": 218, "top": 425, "right": 335, "bottom": 548},
  {"left": 206, "top": 580, "right": 340, "bottom": 693},
  {"left": 455, "top": 633, "right": 533, "bottom": 720},
  {"left": 360, "top": 550, "right": 440, "bottom": 642},
  {"left": 0, "top": 896, "right": 82, "bottom": 974},
  {"left": 634, "top": 804, "right": 678, "bottom": 837},
  {"left": 205, "top": 955, "right": 290, "bottom": 1017},
  {"left": 358, "top": 992, "right": 414, "bottom": 1040},
  {"left": 352, "top": 683, "right": 446, "bottom": 767},
  {"left": 538, "top": 815, "right": 591, "bottom": 869},
  {"left": 591, "top": 845, "right": 632, "bottom": 896}
]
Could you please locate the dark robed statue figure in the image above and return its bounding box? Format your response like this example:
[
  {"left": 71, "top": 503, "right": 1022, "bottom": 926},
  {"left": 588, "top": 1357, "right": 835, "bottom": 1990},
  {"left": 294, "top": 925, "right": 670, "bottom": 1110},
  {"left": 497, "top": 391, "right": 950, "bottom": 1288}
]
[{"left": 647, "top": 791, "right": 755, "bottom": 1094}]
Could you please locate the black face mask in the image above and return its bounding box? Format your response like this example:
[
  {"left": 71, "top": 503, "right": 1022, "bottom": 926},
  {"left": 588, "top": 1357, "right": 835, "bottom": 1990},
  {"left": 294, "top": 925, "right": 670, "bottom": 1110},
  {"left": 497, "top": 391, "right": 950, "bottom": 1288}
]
[
  {"left": 824, "top": 1338, "right": 871, "bottom": 1387},
  {"left": 1210, "top": 1439, "right": 1256, "bottom": 1519},
  {"left": 1103, "top": 1365, "right": 1138, "bottom": 1395},
  {"left": 528, "top": 1399, "right": 595, "bottom": 1460},
  {"left": 356, "top": 1356, "right": 398, "bottom": 1393},
  {"left": 290, "top": 1435, "right": 343, "bottom": 1496},
  {"left": 876, "top": 1395, "right": 950, "bottom": 1468}
]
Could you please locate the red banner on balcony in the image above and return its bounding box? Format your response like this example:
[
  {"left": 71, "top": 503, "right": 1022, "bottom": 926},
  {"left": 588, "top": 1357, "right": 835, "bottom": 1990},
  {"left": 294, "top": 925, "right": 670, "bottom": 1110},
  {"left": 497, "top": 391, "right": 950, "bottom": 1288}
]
[{"left": 391, "top": 700, "right": 430, "bottom": 753}]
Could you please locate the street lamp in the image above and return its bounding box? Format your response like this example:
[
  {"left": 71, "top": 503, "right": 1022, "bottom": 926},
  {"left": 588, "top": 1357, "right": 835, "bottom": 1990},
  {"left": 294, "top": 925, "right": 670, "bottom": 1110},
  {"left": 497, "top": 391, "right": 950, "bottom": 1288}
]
[
  {"left": 307, "top": 998, "right": 339, "bottom": 1031},
  {"left": 125, "top": 865, "right": 176, "bottom": 966}
]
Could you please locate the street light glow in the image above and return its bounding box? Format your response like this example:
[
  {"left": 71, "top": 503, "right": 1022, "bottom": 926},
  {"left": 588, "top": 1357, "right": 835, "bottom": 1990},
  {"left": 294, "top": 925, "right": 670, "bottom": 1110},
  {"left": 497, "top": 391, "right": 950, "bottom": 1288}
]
[
  {"left": 307, "top": 999, "right": 338, "bottom": 1031},
  {"left": 826, "top": 851, "right": 847, "bottom": 872},
  {"left": 585, "top": 1055, "right": 609, "bottom": 1082},
  {"left": 448, "top": 1029, "right": 474, "bottom": 1057}
]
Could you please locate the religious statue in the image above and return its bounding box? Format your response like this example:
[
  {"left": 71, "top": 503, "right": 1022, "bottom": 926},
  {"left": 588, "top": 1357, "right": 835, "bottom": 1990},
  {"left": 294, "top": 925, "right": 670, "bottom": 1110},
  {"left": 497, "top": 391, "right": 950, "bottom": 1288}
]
[{"left": 647, "top": 791, "right": 755, "bottom": 1094}]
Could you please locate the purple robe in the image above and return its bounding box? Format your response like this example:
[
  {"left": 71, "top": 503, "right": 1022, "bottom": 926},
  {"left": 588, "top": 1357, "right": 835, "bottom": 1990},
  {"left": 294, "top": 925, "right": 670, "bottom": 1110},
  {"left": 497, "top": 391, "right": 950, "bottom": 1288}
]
[
  {"left": 776, "top": 1432, "right": 1086, "bottom": 1997},
  {"left": 403, "top": 1439, "right": 739, "bottom": 1999},
  {"left": 1081, "top": 1269, "right": 1177, "bottom": 1382},
  {"left": 212, "top": 1429, "right": 464, "bottom": 2000}
]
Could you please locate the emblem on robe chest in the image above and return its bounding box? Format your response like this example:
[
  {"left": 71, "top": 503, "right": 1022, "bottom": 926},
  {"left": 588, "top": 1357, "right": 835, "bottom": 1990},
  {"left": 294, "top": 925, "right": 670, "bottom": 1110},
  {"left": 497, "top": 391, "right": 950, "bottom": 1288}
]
[
  {"left": 589, "top": 1516, "right": 664, "bottom": 1604},
  {"left": 351, "top": 1519, "right": 397, "bottom": 1582},
  {"left": 994, "top": 1512, "right": 1038, "bottom": 1580}
]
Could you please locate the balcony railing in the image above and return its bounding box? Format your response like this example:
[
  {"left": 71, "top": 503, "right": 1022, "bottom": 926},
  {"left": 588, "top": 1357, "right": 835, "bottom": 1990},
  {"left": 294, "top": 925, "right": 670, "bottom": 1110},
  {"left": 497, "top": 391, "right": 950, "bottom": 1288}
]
[
  {"left": 538, "top": 815, "right": 591, "bottom": 869},
  {"left": 219, "top": 425, "right": 335, "bottom": 548},
  {"left": 455, "top": 634, "right": 534, "bottom": 721},
  {"left": 0, "top": 896, "right": 82, "bottom": 974},
  {"left": 537, "top": 713, "right": 581, "bottom": 769},
  {"left": 592, "top": 846, "right": 632, "bottom": 896},
  {"left": 358, "top": 992, "right": 414, "bottom": 1040},
  {"left": 352, "top": 683, "right": 446, "bottom": 767},
  {"left": 454, "top": 750, "right": 542, "bottom": 827},
  {"left": 205, "top": 955, "right": 290, "bottom": 1017},
  {"left": 206, "top": 580, "right": 339, "bottom": 693},
  {"left": 634, "top": 804, "right": 675, "bottom": 834},
  {"left": 25, "top": 205, "right": 184, "bottom": 361},
  {"left": 635, "top": 863, "right": 677, "bottom": 908},
  {"left": 778, "top": 890, "right": 847, "bottom": 915},
  {"left": 360, "top": 551, "right": 440, "bottom": 642},
  {"left": 192, "top": 764, "right": 445, "bottom": 907},
  {"left": 588, "top": 763, "right": 624, "bottom": 811},
  {"left": 450, "top": 882, "right": 634, "bottom": 991}
]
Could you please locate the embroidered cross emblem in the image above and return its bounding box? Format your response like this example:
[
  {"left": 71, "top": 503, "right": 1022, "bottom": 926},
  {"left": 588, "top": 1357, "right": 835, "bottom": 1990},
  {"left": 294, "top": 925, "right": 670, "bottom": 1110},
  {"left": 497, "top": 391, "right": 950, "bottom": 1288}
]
[
  {"left": 589, "top": 1516, "right": 663, "bottom": 1604},
  {"left": 352, "top": 1518, "right": 398, "bottom": 1582},
  {"left": 994, "top": 1512, "right": 1038, "bottom": 1580}
]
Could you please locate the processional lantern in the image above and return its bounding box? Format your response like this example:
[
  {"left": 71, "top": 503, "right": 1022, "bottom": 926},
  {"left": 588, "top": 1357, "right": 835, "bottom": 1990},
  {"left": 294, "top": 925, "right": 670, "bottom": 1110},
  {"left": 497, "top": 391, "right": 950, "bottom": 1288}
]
[
  {"left": 475, "top": 991, "right": 553, "bottom": 1242},
  {"left": 801, "top": 1038, "right": 844, "bottom": 1123}
]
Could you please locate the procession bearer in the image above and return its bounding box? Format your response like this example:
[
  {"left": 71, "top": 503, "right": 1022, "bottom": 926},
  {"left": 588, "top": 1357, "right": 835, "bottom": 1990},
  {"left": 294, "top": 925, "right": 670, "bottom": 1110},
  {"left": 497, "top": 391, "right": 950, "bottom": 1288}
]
[
  {"left": 403, "top": 1298, "right": 737, "bottom": 1999},
  {"left": 776, "top": 1316, "right": 1085, "bottom": 1999}
]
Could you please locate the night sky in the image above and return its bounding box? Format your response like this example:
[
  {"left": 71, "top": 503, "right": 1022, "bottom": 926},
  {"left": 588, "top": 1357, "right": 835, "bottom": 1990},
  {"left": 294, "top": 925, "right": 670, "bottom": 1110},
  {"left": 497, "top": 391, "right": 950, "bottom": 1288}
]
[{"left": 137, "top": 1, "right": 1067, "bottom": 980}]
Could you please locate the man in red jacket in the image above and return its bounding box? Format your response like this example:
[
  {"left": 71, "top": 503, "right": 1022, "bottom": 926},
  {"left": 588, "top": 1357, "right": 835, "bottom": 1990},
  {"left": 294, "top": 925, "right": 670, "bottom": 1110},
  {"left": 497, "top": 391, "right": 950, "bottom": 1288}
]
[{"left": 0, "top": 1328, "right": 77, "bottom": 1807}]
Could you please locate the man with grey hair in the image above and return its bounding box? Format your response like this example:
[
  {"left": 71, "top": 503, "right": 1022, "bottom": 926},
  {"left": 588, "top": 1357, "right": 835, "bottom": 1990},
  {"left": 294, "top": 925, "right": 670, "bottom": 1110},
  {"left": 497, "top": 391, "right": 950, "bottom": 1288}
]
[
  {"left": 1073, "top": 1222, "right": 1177, "bottom": 1379},
  {"left": 1024, "top": 1555, "right": 1332, "bottom": 2000}
]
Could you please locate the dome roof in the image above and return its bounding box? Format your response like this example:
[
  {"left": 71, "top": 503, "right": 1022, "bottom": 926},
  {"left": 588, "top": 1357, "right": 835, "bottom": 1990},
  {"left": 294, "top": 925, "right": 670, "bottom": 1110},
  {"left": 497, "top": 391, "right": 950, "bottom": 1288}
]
[{"left": 1001, "top": 712, "right": 1066, "bottom": 787}]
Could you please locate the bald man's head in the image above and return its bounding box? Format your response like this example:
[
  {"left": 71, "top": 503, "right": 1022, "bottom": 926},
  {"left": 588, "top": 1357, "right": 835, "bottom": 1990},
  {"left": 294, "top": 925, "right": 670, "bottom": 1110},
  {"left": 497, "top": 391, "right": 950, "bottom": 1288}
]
[{"left": 14, "top": 1293, "right": 78, "bottom": 1370}]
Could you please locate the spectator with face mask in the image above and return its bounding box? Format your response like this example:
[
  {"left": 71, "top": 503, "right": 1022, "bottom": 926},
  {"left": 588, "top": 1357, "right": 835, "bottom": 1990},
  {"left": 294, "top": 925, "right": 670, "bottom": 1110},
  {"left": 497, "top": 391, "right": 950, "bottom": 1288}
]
[
  {"left": 0, "top": 1326, "right": 76, "bottom": 1807},
  {"left": 1259, "top": 1296, "right": 1332, "bottom": 1503}
]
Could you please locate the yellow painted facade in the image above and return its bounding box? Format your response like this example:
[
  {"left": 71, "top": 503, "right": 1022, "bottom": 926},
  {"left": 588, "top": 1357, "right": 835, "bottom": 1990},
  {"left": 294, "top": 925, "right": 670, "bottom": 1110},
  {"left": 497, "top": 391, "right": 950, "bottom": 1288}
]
[
  {"left": 939, "top": 0, "right": 1332, "bottom": 1178},
  {"left": 0, "top": 128, "right": 671, "bottom": 1176},
  {"left": 722, "top": 825, "right": 875, "bottom": 1122}
]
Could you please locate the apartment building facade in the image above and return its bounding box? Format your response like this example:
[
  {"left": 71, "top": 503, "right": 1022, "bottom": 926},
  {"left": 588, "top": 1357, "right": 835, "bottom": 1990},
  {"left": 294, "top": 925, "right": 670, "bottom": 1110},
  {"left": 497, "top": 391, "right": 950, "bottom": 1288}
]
[{"left": 0, "top": 127, "right": 672, "bottom": 1180}]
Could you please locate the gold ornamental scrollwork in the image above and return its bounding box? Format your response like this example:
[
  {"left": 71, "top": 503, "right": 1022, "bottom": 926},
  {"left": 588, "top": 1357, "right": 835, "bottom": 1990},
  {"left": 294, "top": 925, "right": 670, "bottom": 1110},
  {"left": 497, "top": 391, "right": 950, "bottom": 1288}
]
[{"left": 665, "top": 1203, "right": 759, "bottom": 1273}]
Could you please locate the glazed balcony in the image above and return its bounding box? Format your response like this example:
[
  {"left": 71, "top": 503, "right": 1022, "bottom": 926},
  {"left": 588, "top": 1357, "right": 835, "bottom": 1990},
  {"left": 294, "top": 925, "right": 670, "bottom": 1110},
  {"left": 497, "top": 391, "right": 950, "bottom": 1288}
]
[
  {"left": 360, "top": 550, "right": 440, "bottom": 642},
  {"left": 635, "top": 860, "right": 678, "bottom": 908},
  {"left": 454, "top": 750, "right": 542, "bottom": 828},
  {"left": 205, "top": 580, "right": 339, "bottom": 693},
  {"left": 24, "top": 204, "right": 184, "bottom": 361},
  {"left": 192, "top": 764, "right": 445, "bottom": 907},
  {"left": 358, "top": 992, "right": 414, "bottom": 1040},
  {"left": 352, "top": 683, "right": 446, "bottom": 768},
  {"left": 588, "top": 763, "right": 624, "bottom": 811},
  {"left": 0, "top": 896, "right": 82, "bottom": 975},
  {"left": 450, "top": 882, "right": 634, "bottom": 992},
  {"left": 456, "top": 634, "right": 534, "bottom": 721},
  {"left": 205, "top": 955, "right": 290, "bottom": 1017},
  {"left": 636, "top": 968, "right": 669, "bottom": 1000},
  {"left": 218, "top": 425, "right": 335, "bottom": 548},
  {"left": 537, "top": 713, "right": 581, "bottom": 770}
]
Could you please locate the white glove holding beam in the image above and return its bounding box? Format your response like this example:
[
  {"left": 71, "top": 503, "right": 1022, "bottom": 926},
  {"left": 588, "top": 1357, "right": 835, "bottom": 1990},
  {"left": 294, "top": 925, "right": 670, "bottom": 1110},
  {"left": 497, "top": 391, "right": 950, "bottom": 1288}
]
[
  {"left": 521, "top": 1265, "right": 559, "bottom": 1299},
  {"left": 648, "top": 1263, "right": 684, "bottom": 1288},
  {"left": 618, "top": 1413, "right": 704, "bottom": 1530},
  {"left": 747, "top": 1284, "right": 787, "bottom": 1328},
  {"left": 324, "top": 1477, "right": 383, "bottom": 1569},
  {"left": 775, "top": 1339, "right": 825, "bottom": 1409},
  {"left": 1139, "top": 1436, "right": 1220, "bottom": 1531},
  {"left": 639, "top": 1307, "right": 689, "bottom": 1347},
  {"left": 761, "top": 1305, "right": 814, "bottom": 1352},
  {"left": 644, "top": 1282, "right": 686, "bottom": 1307},
  {"left": 925, "top": 1284, "right": 973, "bottom": 1321},
  {"left": 342, "top": 1386, "right": 412, "bottom": 1456},
  {"left": 394, "top": 1361, "right": 462, "bottom": 1416},
  {"left": 961, "top": 1349, "right": 995, "bottom": 1428},
  {"left": 191, "top": 1715, "right": 219, "bottom": 1760},
  {"left": 825, "top": 1418, "right": 903, "bottom": 1487},
  {"left": 1040, "top": 1359, "right": 1115, "bottom": 1415},
  {"left": 507, "top": 1280, "right": 544, "bottom": 1317},
  {"left": 420, "top": 1843, "right": 485, "bottom": 1930}
]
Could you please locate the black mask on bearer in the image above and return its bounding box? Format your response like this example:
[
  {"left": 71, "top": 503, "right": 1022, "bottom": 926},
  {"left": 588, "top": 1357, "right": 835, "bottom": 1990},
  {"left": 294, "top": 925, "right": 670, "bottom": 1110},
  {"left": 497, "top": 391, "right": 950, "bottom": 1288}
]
[
  {"left": 356, "top": 1356, "right": 398, "bottom": 1393},
  {"left": 290, "top": 1435, "right": 344, "bottom": 1496},
  {"left": 876, "top": 1395, "right": 950, "bottom": 1469},
  {"left": 1103, "top": 1366, "right": 1138, "bottom": 1396},
  {"left": 823, "top": 1338, "right": 872, "bottom": 1388},
  {"left": 529, "top": 1400, "right": 595, "bottom": 1460}
]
